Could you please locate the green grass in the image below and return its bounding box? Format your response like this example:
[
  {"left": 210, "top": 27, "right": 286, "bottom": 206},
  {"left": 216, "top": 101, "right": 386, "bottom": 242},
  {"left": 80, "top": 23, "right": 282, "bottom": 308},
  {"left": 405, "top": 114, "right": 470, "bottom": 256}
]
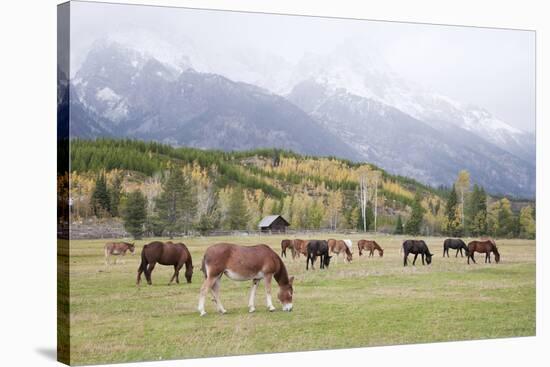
[{"left": 67, "top": 234, "right": 535, "bottom": 365}]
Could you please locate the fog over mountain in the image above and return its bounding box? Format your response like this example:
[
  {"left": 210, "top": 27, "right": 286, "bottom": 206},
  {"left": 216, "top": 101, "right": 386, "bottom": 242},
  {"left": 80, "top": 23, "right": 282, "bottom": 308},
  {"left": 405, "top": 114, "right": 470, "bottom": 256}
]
[{"left": 67, "top": 2, "right": 535, "bottom": 197}]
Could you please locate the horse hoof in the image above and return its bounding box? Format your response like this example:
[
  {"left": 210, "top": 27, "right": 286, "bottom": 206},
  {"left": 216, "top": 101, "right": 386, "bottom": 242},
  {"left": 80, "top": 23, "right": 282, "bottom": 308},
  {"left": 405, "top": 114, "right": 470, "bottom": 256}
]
[
  {"left": 249, "top": 307, "right": 256, "bottom": 313},
  {"left": 219, "top": 309, "right": 227, "bottom": 315},
  {"left": 268, "top": 306, "right": 276, "bottom": 312},
  {"left": 199, "top": 311, "right": 207, "bottom": 317}
]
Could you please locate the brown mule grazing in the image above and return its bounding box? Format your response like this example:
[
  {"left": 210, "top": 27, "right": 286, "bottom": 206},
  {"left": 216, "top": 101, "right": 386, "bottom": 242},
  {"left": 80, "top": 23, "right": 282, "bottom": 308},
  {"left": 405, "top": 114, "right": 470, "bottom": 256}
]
[
  {"left": 137, "top": 241, "right": 193, "bottom": 285},
  {"left": 292, "top": 239, "right": 308, "bottom": 259},
  {"left": 358, "top": 240, "right": 384, "bottom": 257},
  {"left": 198, "top": 243, "right": 294, "bottom": 316},
  {"left": 328, "top": 239, "right": 353, "bottom": 263},
  {"left": 467, "top": 239, "right": 500, "bottom": 264},
  {"left": 280, "top": 239, "right": 295, "bottom": 258},
  {"left": 104, "top": 242, "right": 135, "bottom": 265}
]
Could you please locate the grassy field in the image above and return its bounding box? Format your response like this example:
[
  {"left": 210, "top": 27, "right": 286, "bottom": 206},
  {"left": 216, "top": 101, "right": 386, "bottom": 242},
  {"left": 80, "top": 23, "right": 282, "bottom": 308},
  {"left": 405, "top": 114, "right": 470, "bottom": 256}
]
[{"left": 67, "top": 234, "right": 535, "bottom": 365}]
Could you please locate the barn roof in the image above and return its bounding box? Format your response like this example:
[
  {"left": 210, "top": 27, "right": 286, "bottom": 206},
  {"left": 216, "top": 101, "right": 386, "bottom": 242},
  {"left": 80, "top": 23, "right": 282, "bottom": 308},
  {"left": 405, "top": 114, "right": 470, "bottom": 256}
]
[{"left": 258, "top": 215, "right": 289, "bottom": 228}]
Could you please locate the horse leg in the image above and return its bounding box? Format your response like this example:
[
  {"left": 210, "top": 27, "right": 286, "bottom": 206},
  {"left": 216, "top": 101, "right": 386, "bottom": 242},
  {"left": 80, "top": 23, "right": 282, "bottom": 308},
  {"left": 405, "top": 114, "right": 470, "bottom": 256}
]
[
  {"left": 264, "top": 274, "right": 276, "bottom": 312},
  {"left": 403, "top": 252, "right": 408, "bottom": 267},
  {"left": 413, "top": 253, "right": 418, "bottom": 265},
  {"left": 421, "top": 253, "right": 425, "bottom": 265},
  {"left": 198, "top": 275, "right": 217, "bottom": 316},
  {"left": 455, "top": 249, "right": 459, "bottom": 258},
  {"left": 248, "top": 279, "right": 260, "bottom": 313},
  {"left": 486, "top": 252, "right": 491, "bottom": 263},
  {"left": 470, "top": 253, "right": 476, "bottom": 264},
  {"left": 169, "top": 266, "right": 177, "bottom": 285},
  {"left": 176, "top": 262, "right": 185, "bottom": 284},
  {"left": 210, "top": 277, "right": 226, "bottom": 314},
  {"left": 145, "top": 262, "right": 156, "bottom": 285}
]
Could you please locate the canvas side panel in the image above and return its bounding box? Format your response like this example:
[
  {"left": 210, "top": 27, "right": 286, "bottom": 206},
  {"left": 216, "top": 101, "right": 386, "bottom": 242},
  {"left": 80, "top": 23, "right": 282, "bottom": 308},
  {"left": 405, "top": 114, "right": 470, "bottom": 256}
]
[{"left": 57, "top": 2, "right": 70, "bottom": 365}]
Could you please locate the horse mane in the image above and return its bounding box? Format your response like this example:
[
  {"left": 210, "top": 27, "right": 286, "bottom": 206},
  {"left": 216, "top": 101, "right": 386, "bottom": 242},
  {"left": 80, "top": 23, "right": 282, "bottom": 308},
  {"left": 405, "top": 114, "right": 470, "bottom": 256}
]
[{"left": 274, "top": 255, "right": 290, "bottom": 286}]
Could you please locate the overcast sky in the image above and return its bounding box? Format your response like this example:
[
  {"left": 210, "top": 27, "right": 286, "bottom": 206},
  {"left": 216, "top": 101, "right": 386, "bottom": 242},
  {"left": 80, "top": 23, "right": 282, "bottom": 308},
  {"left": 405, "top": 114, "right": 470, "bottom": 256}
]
[{"left": 70, "top": 1, "right": 535, "bottom": 132}]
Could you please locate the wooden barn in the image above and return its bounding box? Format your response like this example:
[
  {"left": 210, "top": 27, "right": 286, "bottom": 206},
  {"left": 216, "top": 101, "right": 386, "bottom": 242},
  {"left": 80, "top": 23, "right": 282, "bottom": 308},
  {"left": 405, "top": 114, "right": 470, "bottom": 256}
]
[{"left": 258, "top": 215, "right": 290, "bottom": 233}]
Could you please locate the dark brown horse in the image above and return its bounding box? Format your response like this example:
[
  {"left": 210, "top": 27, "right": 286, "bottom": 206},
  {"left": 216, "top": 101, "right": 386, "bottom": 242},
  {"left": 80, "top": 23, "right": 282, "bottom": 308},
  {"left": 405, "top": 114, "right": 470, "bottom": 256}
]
[
  {"left": 443, "top": 238, "right": 468, "bottom": 257},
  {"left": 357, "top": 239, "right": 384, "bottom": 257},
  {"left": 402, "top": 240, "right": 433, "bottom": 266},
  {"left": 467, "top": 239, "right": 500, "bottom": 264},
  {"left": 104, "top": 241, "right": 135, "bottom": 265},
  {"left": 198, "top": 243, "right": 294, "bottom": 316},
  {"left": 137, "top": 241, "right": 193, "bottom": 285},
  {"left": 281, "top": 239, "right": 295, "bottom": 258}
]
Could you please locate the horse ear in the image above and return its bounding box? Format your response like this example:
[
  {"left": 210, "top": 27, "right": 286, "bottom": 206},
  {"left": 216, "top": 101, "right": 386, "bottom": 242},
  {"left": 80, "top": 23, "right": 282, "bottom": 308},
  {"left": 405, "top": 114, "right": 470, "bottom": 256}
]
[{"left": 289, "top": 276, "right": 294, "bottom": 285}]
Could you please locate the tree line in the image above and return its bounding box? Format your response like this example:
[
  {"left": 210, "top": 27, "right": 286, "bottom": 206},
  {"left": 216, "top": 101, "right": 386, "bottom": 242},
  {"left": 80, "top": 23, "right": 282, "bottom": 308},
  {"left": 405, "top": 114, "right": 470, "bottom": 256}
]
[{"left": 74, "top": 139, "right": 535, "bottom": 239}]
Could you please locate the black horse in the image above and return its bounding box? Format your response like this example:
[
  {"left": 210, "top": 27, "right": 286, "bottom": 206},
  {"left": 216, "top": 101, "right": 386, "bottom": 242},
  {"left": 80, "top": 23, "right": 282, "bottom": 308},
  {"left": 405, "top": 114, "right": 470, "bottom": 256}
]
[
  {"left": 306, "top": 240, "right": 332, "bottom": 270},
  {"left": 443, "top": 238, "right": 469, "bottom": 258},
  {"left": 403, "top": 240, "right": 434, "bottom": 266}
]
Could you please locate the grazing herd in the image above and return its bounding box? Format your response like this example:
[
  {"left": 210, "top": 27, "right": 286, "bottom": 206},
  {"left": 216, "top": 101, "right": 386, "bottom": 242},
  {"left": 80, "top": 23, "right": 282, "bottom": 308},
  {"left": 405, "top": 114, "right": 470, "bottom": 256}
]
[{"left": 103, "top": 236, "right": 500, "bottom": 316}]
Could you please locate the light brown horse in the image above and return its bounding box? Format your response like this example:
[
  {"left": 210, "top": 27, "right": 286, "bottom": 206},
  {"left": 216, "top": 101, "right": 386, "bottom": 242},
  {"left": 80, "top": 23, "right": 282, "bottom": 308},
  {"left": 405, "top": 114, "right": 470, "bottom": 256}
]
[
  {"left": 104, "top": 241, "right": 135, "bottom": 265},
  {"left": 281, "top": 239, "right": 295, "bottom": 258},
  {"left": 358, "top": 240, "right": 384, "bottom": 257},
  {"left": 198, "top": 243, "right": 294, "bottom": 316},
  {"left": 292, "top": 239, "right": 308, "bottom": 259},
  {"left": 137, "top": 241, "right": 193, "bottom": 285},
  {"left": 328, "top": 239, "right": 353, "bottom": 263},
  {"left": 467, "top": 239, "right": 500, "bottom": 264}
]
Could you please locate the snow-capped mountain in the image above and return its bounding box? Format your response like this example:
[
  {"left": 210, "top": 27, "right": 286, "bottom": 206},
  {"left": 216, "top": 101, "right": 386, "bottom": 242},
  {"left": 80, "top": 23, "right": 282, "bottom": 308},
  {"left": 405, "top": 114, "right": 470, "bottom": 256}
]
[
  {"left": 69, "top": 42, "right": 359, "bottom": 160},
  {"left": 270, "top": 44, "right": 535, "bottom": 164},
  {"left": 288, "top": 80, "right": 535, "bottom": 197},
  {"left": 68, "top": 40, "right": 535, "bottom": 197}
]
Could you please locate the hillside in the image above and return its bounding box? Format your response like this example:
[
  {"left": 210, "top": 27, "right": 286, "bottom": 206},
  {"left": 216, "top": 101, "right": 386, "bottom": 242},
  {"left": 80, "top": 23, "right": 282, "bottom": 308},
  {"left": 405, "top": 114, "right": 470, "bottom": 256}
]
[
  {"left": 69, "top": 139, "right": 535, "bottom": 239},
  {"left": 70, "top": 138, "right": 446, "bottom": 232}
]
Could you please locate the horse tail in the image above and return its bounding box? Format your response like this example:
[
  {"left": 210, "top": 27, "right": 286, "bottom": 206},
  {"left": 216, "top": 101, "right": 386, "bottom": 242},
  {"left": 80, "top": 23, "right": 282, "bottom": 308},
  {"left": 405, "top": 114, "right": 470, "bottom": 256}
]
[
  {"left": 138, "top": 245, "right": 148, "bottom": 273},
  {"left": 200, "top": 255, "right": 207, "bottom": 278}
]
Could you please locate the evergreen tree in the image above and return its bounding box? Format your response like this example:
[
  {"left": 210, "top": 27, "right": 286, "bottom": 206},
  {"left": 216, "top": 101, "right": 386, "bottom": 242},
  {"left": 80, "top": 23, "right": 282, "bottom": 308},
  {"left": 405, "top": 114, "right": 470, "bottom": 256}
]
[
  {"left": 145, "top": 214, "right": 165, "bottom": 237},
  {"left": 155, "top": 168, "right": 197, "bottom": 238},
  {"left": 467, "top": 184, "right": 488, "bottom": 236},
  {"left": 91, "top": 172, "right": 111, "bottom": 217},
  {"left": 405, "top": 192, "right": 425, "bottom": 235},
  {"left": 123, "top": 190, "right": 147, "bottom": 239},
  {"left": 444, "top": 185, "right": 461, "bottom": 236},
  {"left": 226, "top": 187, "right": 250, "bottom": 230},
  {"left": 394, "top": 215, "right": 404, "bottom": 234},
  {"left": 109, "top": 174, "right": 123, "bottom": 217}
]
